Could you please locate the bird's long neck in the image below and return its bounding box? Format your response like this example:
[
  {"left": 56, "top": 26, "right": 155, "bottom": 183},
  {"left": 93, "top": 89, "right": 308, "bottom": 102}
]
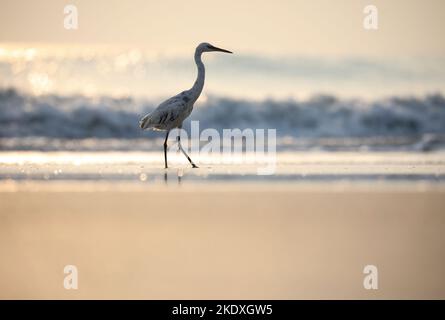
[{"left": 190, "top": 50, "right": 205, "bottom": 102}]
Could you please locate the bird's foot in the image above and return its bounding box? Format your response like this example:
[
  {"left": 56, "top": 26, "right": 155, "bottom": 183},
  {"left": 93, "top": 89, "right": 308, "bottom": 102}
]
[{"left": 192, "top": 164, "right": 199, "bottom": 168}]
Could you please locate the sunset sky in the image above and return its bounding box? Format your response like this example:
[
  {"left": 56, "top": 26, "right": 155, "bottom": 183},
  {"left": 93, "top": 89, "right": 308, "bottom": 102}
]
[{"left": 1, "top": 0, "right": 444, "bottom": 58}]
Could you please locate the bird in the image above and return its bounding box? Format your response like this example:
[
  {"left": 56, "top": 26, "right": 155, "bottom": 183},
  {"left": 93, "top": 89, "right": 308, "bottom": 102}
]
[{"left": 139, "top": 42, "right": 232, "bottom": 169}]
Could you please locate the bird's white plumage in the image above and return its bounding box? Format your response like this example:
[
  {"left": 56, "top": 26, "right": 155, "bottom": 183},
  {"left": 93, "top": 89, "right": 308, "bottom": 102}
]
[
  {"left": 139, "top": 90, "right": 193, "bottom": 131},
  {"left": 139, "top": 42, "right": 232, "bottom": 131}
]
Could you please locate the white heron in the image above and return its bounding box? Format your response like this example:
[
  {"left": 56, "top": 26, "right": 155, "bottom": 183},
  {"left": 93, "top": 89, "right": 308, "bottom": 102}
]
[{"left": 139, "top": 42, "right": 233, "bottom": 168}]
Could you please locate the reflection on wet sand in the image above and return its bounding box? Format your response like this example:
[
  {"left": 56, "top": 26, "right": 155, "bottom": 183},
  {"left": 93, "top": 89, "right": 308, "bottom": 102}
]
[{"left": 163, "top": 170, "right": 182, "bottom": 185}]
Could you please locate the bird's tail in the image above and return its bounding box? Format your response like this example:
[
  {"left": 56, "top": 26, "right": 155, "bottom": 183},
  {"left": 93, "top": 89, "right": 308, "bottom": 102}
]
[{"left": 139, "top": 114, "right": 152, "bottom": 130}]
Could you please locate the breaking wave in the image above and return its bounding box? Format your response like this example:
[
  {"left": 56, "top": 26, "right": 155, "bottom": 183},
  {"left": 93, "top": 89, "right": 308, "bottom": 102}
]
[{"left": 1, "top": 88, "right": 445, "bottom": 151}]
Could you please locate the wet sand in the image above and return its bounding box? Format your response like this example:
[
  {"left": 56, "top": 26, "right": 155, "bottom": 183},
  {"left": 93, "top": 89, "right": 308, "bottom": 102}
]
[{"left": 1, "top": 182, "right": 444, "bottom": 299}]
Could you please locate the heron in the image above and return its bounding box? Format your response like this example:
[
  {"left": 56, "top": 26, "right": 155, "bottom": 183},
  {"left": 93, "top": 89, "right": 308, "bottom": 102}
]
[{"left": 139, "top": 42, "right": 233, "bottom": 169}]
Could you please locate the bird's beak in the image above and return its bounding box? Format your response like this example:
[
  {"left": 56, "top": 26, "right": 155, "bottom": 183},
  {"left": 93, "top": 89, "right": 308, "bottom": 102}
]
[{"left": 209, "top": 45, "right": 233, "bottom": 54}]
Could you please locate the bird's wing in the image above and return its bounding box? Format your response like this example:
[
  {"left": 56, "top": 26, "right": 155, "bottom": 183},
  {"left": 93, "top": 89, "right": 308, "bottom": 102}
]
[{"left": 139, "top": 93, "right": 188, "bottom": 130}]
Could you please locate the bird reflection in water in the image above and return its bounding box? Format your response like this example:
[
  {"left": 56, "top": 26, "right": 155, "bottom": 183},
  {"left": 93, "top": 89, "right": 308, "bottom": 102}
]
[{"left": 163, "top": 169, "right": 183, "bottom": 185}]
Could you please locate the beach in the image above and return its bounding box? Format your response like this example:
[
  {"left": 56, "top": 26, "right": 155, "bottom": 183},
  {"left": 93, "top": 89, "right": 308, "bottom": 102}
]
[
  {"left": 2, "top": 0, "right": 445, "bottom": 303},
  {"left": 1, "top": 151, "right": 444, "bottom": 299}
]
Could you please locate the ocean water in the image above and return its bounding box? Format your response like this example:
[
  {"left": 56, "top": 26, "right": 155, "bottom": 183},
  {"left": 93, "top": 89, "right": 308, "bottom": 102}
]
[
  {"left": 1, "top": 45, "right": 445, "bottom": 152},
  {"left": 1, "top": 88, "right": 445, "bottom": 151},
  {"left": 1, "top": 151, "right": 444, "bottom": 185}
]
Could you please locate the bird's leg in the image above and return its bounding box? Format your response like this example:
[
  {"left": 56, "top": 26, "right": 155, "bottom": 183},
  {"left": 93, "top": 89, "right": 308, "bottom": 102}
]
[
  {"left": 163, "top": 130, "right": 170, "bottom": 169},
  {"left": 177, "top": 135, "right": 198, "bottom": 168}
]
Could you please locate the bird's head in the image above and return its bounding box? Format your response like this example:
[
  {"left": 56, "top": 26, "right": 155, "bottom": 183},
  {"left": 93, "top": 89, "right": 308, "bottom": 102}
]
[{"left": 196, "top": 42, "right": 233, "bottom": 54}]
